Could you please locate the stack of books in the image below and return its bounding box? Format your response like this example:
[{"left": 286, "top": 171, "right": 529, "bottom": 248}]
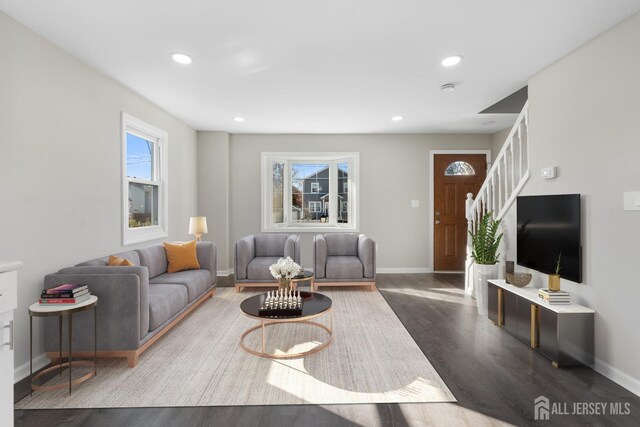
[
  {"left": 538, "top": 289, "right": 570, "bottom": 305},
  {"left": 40, "top": 284, "right": 91, "bottom": 305}
]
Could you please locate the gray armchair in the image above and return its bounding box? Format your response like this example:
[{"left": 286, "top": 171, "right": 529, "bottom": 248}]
[
  {"left": 313, "top": 233, "right": 376, "bottom": 291},
  {"left": 234, "top": 234, "right": 301, "bottom": 292}
]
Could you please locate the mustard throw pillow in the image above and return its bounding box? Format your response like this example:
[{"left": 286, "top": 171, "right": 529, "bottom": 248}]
[
  {"left": 108, "top": 255, "right": 134, "bottom": 266},
  {"left": 163, "top": 240, "right": 200, "bottom": 273}
]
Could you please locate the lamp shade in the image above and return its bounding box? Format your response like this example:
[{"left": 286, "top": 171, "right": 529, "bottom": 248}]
[{"left": 188, "top": 216, "right": 208, "bottom": 235}]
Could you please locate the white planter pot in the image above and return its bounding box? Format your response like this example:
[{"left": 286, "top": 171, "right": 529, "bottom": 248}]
[{"left": 474, "top": 264, "right": 498, "bottom": 316}]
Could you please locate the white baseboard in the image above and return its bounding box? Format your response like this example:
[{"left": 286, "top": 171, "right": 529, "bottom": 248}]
[
  {"left": 15, "top": 352, "right": 48, "bottom": 383},
  {"left": 217, "top": 269, "right": 233, "bottom": 277},
  {"left": 594, "top": 358, "right": 640, "bottom": 397},
  {"left": 376, "top": 268, "right": 433, "bottom": 274}
]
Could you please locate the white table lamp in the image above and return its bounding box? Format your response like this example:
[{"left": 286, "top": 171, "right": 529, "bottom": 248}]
[{"left": 188, "top": 216, "right": 208, "bottom": 241}]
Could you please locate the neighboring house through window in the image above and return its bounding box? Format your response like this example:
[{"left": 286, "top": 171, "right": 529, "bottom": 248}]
[
  {"left": 121, "top": 113, "right": 168, "bottom": 245},
  {"left": 262, "top": 152, "right": 359, "bottom": 231}
]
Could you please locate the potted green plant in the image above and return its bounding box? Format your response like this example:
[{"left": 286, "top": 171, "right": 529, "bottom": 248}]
[
  {"left": 548, "top": 252, "right": 562, "bottom": 291},
  {"left": 470, "top": 211, "right": 503, "bottom": 315}
]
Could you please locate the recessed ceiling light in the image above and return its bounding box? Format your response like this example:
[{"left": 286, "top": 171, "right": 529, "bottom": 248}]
[
  {"left": 441, "top": 55, "right": 462, "bottom": 67},
  {"left": 440, "top": 83, "right": 456, "bottom": 92},
  {"left": 233, "top": 117, "right": 245, "bottom": 122},
  {"left": 392, "top": 116, "right": 404, "bottom": 121},
  {"left": 171, "top": 53, "right": 193, "bottom": 64}
]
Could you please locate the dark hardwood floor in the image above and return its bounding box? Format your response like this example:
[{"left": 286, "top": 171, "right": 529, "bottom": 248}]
[{"left": 15, "top": 274, "right": 640, "bottom": 426}]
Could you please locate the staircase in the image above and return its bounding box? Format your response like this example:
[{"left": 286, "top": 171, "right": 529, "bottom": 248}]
[{"left": 464, "top": 101, "right": 530, "bottom": 296}]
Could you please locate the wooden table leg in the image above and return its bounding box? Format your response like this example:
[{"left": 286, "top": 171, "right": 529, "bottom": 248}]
[
  {"left": 59, "top": 316, "right": 62, "bottom": 376},
  {"left": 29, "top": 315, "right": 32, "bottom": 397},
  {"left": 68, "top": 313, "right": 72, "bottom": 395},
  {"left": 94, "top": 305, "right": 97, "bottom": 377}
]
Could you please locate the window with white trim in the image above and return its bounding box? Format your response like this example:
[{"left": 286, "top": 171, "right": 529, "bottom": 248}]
[
  {"left": 121, "top": 113, "right": 168, "bottom": 245},
  {"left": 309, "top": 201, "right": 322, "bottom": 212},
  {"left": 262, "top": 152, "right": 359, "bottom": 231}
]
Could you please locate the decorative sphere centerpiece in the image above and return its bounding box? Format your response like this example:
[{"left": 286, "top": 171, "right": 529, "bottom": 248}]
[{"left": 269, "top": 256, "right": 302, "bottom": 293}]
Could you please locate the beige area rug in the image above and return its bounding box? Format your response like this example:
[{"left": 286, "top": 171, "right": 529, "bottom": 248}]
[{"left": 16, "top": 288, "right": 455, "bottom": 408}]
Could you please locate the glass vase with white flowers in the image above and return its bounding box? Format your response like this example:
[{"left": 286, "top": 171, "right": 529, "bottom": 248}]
[{"left": 269, "top": 257, "right": 302, "bottom": 292}]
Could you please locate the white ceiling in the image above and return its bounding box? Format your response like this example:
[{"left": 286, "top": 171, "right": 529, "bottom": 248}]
[{"left": 2, "top": 0, "right": 639, "bottom": 134}]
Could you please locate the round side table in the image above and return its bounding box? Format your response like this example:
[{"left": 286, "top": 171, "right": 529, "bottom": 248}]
[
  {"left": 28, "top": 295, "right": 98, "bottom": 395},
  {"left": 290, "top": 271, "right": 315, "bottom": 291}
]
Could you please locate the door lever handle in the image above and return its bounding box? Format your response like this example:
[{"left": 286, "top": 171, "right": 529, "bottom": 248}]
[{"left": 435, "top": 220, "right": 441, "bottom": 225}]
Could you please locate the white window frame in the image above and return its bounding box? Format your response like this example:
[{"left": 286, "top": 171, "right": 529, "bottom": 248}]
[
  {"left": 121, "top": 113, "right": 169, "bottom": 245},
  {"left": 310, "top": 182, "right": 320, "bottom": 193},
  {"left": 261, "top": 152, "right": 359, "bottom": 232},
  {"left": 309, "top": 201, "right": 322, "bottom": 212}
]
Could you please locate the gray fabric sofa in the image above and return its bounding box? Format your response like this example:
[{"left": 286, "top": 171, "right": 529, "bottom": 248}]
[
  {"left": 43, "top": 242, "right": 217, "bottom": 367},
  {"left": 313, "top": 233, "right": 376, "bottom": 291},
  {"left": 234, "top": 234, "right": 300, "bottom": 292}
]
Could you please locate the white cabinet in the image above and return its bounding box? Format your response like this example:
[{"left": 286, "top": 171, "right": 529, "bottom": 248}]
[{"left": 0, "top": 262, "right": 21, "bottom": 427}]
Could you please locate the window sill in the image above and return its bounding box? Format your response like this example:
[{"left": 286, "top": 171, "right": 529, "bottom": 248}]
[{"left": 122, "top": 228, "right": 168, "bottom": 246}]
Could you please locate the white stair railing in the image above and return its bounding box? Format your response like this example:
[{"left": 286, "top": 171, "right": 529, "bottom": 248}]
[{"left": 465, "top": 101, "right": 530, "bottom": 296}]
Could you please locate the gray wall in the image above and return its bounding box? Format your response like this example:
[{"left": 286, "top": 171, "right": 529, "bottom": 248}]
[
  {"left": 499, "top": 11, "right": 640, "bottom": 395},
  {"left": 197, "top": 132, "right": 231, "bottom": 272},
  {"left": 0, "top": 12, "right": 198, "bottom": 378},
  {"left": 220, "top": 133, "right": 493, "bottom": 271},
  {"left": 491, "top": 127, "right": 511, "bottom": 159}
]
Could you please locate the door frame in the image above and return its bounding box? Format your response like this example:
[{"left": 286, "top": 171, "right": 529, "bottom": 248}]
[{"left": 429, "top": 150, "right": 492, "bottom": 272}]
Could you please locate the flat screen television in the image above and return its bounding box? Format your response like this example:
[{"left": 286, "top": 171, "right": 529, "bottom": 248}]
[{"left": 517, "top": 194, "right": 582, "bottom": 283}]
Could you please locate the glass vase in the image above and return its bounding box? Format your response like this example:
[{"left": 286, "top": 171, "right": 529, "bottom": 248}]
[{"left": 278, "top": 278, "right": 291, "bottom": 293}]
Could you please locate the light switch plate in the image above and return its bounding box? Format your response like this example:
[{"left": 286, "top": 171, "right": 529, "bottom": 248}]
[
  {"left": 541, "top": 167, "right": 556, "bottom": 180},
  {"left": 411, "top": 200, "right": 420, "bottom": 208},
  {"left": 624, "top": 191, "right": 640, "bottom": 211}
]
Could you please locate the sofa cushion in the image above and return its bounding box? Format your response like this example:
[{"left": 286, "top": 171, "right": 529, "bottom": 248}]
[
  {"left": 137, "top": 245, "right": 168, "bottom": 278},
  {"left": 77, "top": 250, "right": 140, "bottom": 267},
  {"left": 150, "top": 269, "right": 211, "bottom": 302},
  {"left": 325, "top": 234, "right": 358, "bottom": 256},
  {"left": 108, "top": 255, "right": 134, "bottom": 266},
  {"left": 255, "top": 234, "right": 289, "bottom": 257},
  {"left": 148, "top": 284, "right": 188, "bottom": 331},
  {"left": 326, "top": 256, "right": 364, "bottom": 279},
  {"left": 163, "top": 240, "right": 200, "bottom": 273},
  {"left": 247, "top": 257, "right": 280, "bottom": 280}
]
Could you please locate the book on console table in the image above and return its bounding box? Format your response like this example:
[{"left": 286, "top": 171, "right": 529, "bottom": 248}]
[
  {"left": 538, "top": 288, "right": 571, "bottom": 304},
  {"left": 39, "top": 293, "right": 91, "bottom": 305},
  {"left": 538, "top": 289, "right": 569, "bottom": 296}
]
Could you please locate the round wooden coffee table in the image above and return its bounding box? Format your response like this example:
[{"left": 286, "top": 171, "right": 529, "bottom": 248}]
[{"left": 239, "top": 292, "right": 332, "bottom": 359}]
